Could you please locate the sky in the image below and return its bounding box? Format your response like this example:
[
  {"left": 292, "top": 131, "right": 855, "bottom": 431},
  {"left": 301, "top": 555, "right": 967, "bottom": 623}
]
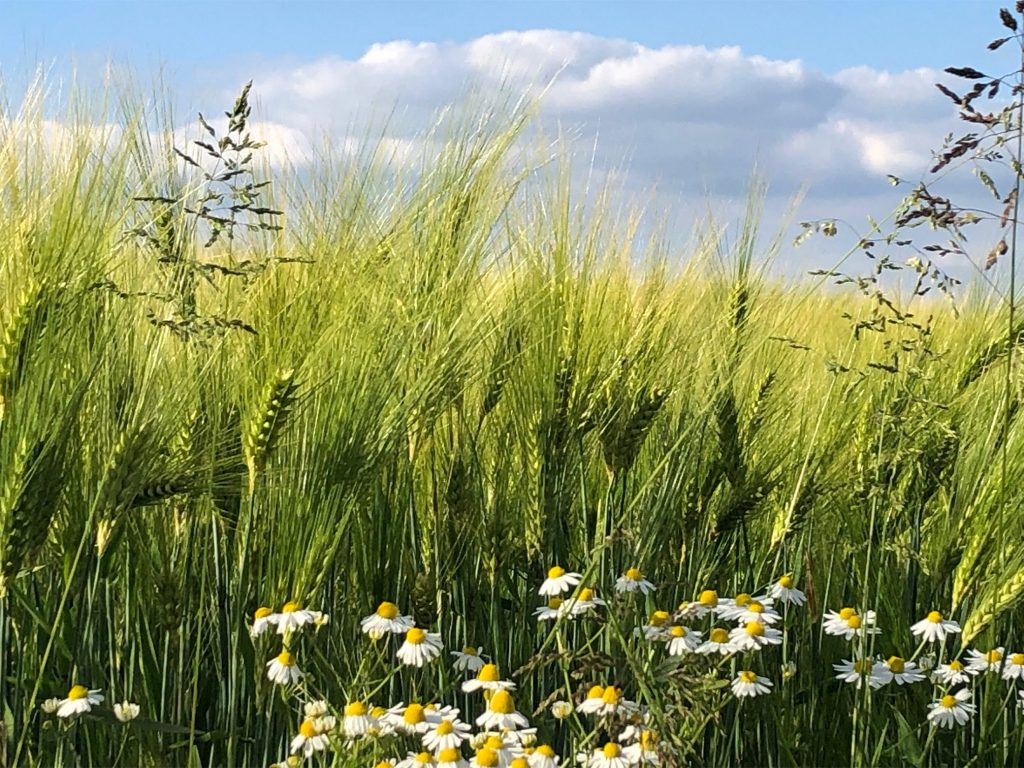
[{"left": 3, "top": 1, "right": 1017, "bottom": 279}]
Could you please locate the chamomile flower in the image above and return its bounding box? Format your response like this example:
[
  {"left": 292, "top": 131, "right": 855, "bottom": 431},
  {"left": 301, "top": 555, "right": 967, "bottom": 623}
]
[
  {"left": 678, "top": 589, "right": 720, "bottom": 620},
  {"left": 463, "top": 663, "right": 516, "bottom": 693},
  {"left": 475, "top": 691, "right": 529, "bottom": 731},
  {"left": 697, "top": 627, "right": 739, "bottom": 655},
  {"left": 539, "top": 566, "right": 582, "bottom": 596},
  {"left": 933, "top": 659, "right": 971, "bottom": 686},
  {"left": 615, "top": 567, "right": 655, "bottom": 595},
  {"left": 478, "top": 732, "right": 525, "bottom": 761},
  {"left": 271, "top": 601, "right": 323, "bottom": 634},
  {"left": 452, "top": 646, "right": 486, "bottom": 673},
  {"left": 716, "top": 593, "right": 761, "bottom": 622},
  {"left": 527, "top": 745, "right": 560, "bottom": 768},
  {"left": 965, "top": 647, "right": 1005, "bottom": 674},
  {"left": 56, "top": 685, "right": 104, "bottom": 718},
  {"left": 549, "top": 701, "right": 573, "bottom": 720},
  {"left": 533, "top": 598, "right": 565, "bottom": 622},
  {"left": 927, "top": 689, "right": 975, "bottom": 729},
  {"left": 361, "top": 601, "right": 415, "bottom": 640},
  {"left": 470, "top": 748, "right": 500, "bottom": 768},
  {"left": 781, "top": 660, "right": 798, "bottom": 679},
  {"left": 398, "top": 753, "right": 436, "bottom": 768},
  {"left": 250, "top": 606, "right": 274, "bottom": 637},
  {"left": 833, "top": 658, "right": 888, "bottom": 689},
  {"left": 584, "top": 743, "right": 631, "bottom": 768},
  {"left": 113, "top": 701, "right": 140, "bottom": 723},
  {"left": 917, "top": 655, "right": 936, "bottom": 673},
  {"left": 621, "top": 729, "right": 660, "bottom": 765},
  {"left": 878, "top": 656, "right": 925, "bottom": 685},
  {"left": 1001, "top": 652, "right": 1024, "bottom": 681},
  {"left": 40, "top": 698, "right": 61, "bottom": 715},
  {"left": 665, "top": 625, "right": 702, "bottom": 655},
  {"left": 383, "top": 702, "right": 433, "bottom": 735},
  {"left": 728, "top": 620, "right": 783, "bottom": 651},
  {"left": 731, "top": 670, "right": 773, "bottom": 698},
  {"left": 436, "top": 748, "right": 469, "bottom": 768},
  {"left": 397, "top": 627, "right": 444, "bottom": 667},
  {"left": 290, "top": 716, "right": 336, "bottom": 757},
  {"left": 342, "top": 701, "right": 376, "bottom": 738},
  {"left": 576, "top": 685, "right": 635, "bottom": 717},
  {"left": 768, "top": 574, "right": 806, "bottom": 606},
  {"left": 565, "top": 587, "right": 606, "bottom": 617},
  {"left": 732, "top": 599, "right": 781, "bottom": 625},
  {"left": 822, "top": 608, "right": 880, "bottom": 639},
  {"left": 422, "top": 713, "right": 473, "bottom": 751},
  {"left": 910, "top": 611, "right": 961, "bottom": 643},
  {"left": 266, "top": 652, "right": 303, "bottom": 686}
]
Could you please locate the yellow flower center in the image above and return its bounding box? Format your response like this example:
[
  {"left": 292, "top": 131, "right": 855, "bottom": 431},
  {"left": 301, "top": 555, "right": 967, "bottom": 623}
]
[
  {"left": 670, "top": 625, "right": 686, "bottom": 637},
  {"left": 484, "top": 735, "right": 504, "bottom": 749},
  {"left": 986, "top": 649, "right": 1003, "bottom": 663},
  {"left": 478, "top": 663, "right": 500, "bottom": 682},
  {"left": 489, "top": 690, "right": 515, "bottom": 714},
  {"left": 603, "top": 743, "right": 622, "bottom": 758},
  {"left": 650, "top": 610, "right": 669, "bottom": 626},
  {"left": 254, "top": 606, "right": 271, "bottom": 619},
  {"left": 948, "top": 660, "right": 963, "bottom": 671},
  {"left": 547, "top": 597, "right": 563, "bottom": 609},
  {"left": 547, "top": 566, "right": 565, "bottom": 579},
  {"left": 640, "top": 730, "right": 658, "bottom": 748},
  {"left": 699, "top": 589, "right": 718, "bottom": 606},
  {"left": 738, "top": 670, "right": 758, "bottom": 683},
  {"left": 847, "top": 615, "right": 863, "bottom": 629},
  {"left": 839, "top": 607, "right": 856, "bottom": 620},
  {"left": 475, "top": 749, "right": 499, "bottom": 768},
  {"left": 510, "top": 760, "right": 529, "bottom": 768},
  {"left": 734, "top": 593, "right": 751, "bottom": 607},
  {"left": 371, "top": 706, "right": 386, "bottom": 718},
  {"left": 927, "top": 610, "right": 942, "bottom": 623},
  {"left": 67, "top": 685, "right": 88, "bottom": 701},
  {"left": 1012, "top": 654, "right": 1024, "bottom": 665},
  {"left": 414, "top": 753, "right": 432, "bottom": 765},
  {"left": 436, "top": 719, "right": 454, "bottom": 735},
  {"left": 439, "top": 748, "right": 462, "bottom": 762},
  {"left": 276, "top": 651, "right": 295, "bottom": 667},
  {"left": 601, "top": 686, "right": 620, "bottom": 705},
  {"left": 745, "top": 621, "right": 765, "bottom": 637},
  {"left": 406, "top": 628, "right": 426, "bottom": 645},
  {"left": 710, "top": 628, "right": 730, "bottom": 643},
  {"left": 344, "top": 701, "right": 367, "bottom": 717},
  {"left": 625, "top": 567, "right": 642, "bottom": 581},
  {"left": 578, "top": 588, "right": 595, "bottom": 601},
  {"left": 376, "top": 763, "right": 393, "bottom": 768},
  {"left": 748, "top": 601, "right": 764, "bottom": 614},
  {"left": 404, "top": 703, "right": 425, "bottom": 724},
  {"left": 299, "top": 719, "right": 317, "bottom": 738},
  {"left": 779, "top": 575, "right": 794, "bottom": 589},
  {"left": 536, "top": 745, "right": 556, "bottom": 757},
  {"left": 854, "top": 659, "right": 874, "bottom": 675},
  {"left": 462, "top": 646, "right": 478, "bottom": 656},
  {"left": 586, "top": 684, "right": 605, "bottom": 699},
  {"left": 376, "top": 601, "right": 399, "bottom": 619},
  {"left": 282, "top": 600, "right": 300, "bottom": 613},
  {"left": 940, "top": 694, "right": 956, "bottom": 708},
  {"left": 887, "top": 656, "right": 905, "bottom": 674}
]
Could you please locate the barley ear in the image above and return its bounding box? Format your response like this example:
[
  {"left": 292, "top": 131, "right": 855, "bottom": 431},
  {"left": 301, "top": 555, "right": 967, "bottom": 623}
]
[{"left": 244, "top": 368, "right": 297, "bottom": 494}]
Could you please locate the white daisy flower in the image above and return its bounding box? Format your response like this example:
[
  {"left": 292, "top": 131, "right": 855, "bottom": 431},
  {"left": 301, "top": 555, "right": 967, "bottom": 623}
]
[
  {"left": 731, "top": 671, "right": 773, "bottom": 698},
  {"left": 965, "top": 647, "right": 1005, "bottom": 674},
  {"left": 475, "top": 691, "right": 529, "bottom": 732},
  {"left": 933, "top": 659, "right": 971, "bottom": 686},
  {"left": 638, "top": 610, "right": 672, "bottom": 640},
  {"left": 697, "top": 627, "right": 740, "bottom": 655},
  {"left": 615, "top": 567, "right": 655, "bottom": 595},
  {"left": 927, "top": 689, "right": 975, "bottom": 729},
  {"left": 539, "top": 566, "right": 582, "bottom": 596},
  {"left": 917, "top": 655, "right": 936, "bottom": 673},
  {"left": 423, "top": 713, "right": 473, "bottom": 751},
  {"left": 478, "top": 731, "right": 526, "bottom": 758},
  {"left": 436, "top": 747, "right": 469, "bottom": 768},
  {"left": 732, "top": 599, "right": 782, "bottom": 625},
  {"left": 1002, "top": 652, "right": 1024, "bottom": 681},
  {"left": 768, "top": 574, "right": 806, "bottom": 606},
  {"left": 397, "top": 628, "right": 444, "bottom": 667},
  {"left": 266, "top": 651, "right": 303, "bottom": 686},
  {"left": 360, "top": 601, "right": 415, "bottom": 640},
  {"left": 397, "top": 753, "right": 436, "bottom": 768},
  {"left": 290, "top": 715, "right": 336, "bottom": 757},
  {"left": 383, "top": 702, "right": 434, "bottom": 735},
  {"left": 576, "top": 685, "right": 635, "bottom": 717},
  {"left": 833, "top": 657, "right": 888, "bottom": 689},
  {"left": 910, "top": 611, "right": 961, "bottom": 644},
  {"left": 113, "top": 701, "right": 140, "bottom": 723},
  {"left": 781, "top": 660, "right": 798, "bottom": 679},
  {"left": 40, "top": 698, "right": 61, "bottom": 715},
  {"left": 583, "top": 743, "right": 631, "bottom": 768},
  {"left": 303, "top": 700, "right": 329, "bottom": 718},
  {"left": 549, "top": 701, "right": 573, "bottom": 720},
  {"left": 527, "top": 744, "right": 560, "bottom": 767},
  {"left": 728, "top": 620, "right": 783, "bottom": 651},
  {"left": 250, "top": 606, "right": 274, "bottom": 637},
  {"left": 678, "top": 589, "right": 720, "bottom": 620},
  {"left": 534, "top": 598, "right": 565, "bottom": 622},
  {"left": 716, "top": 593, "right": 764, "bottom": 622},
  {"left": 620, "top": 729, "right": 660, "bottom": 765},
  {"left": 878, "top": 656, "right": 925, "bottom": 685},
  {"left": 665, "top": 625, "right": 702, "bottom": 655},
  {"left": 270, "top": 601, "right": 323, "bottom": 634},
  {"left": 342, "top": 701, "right": 376, "bottom": 738},
  {"left": 565, "top": 587, "right": 606, "bottom": 617},
  {"left": 462, "top": 663, "right": 516, "bottom": 693},
  {"left": 452, "top": 646, "right": 486, "bottom": 673},
  {"left": 55, "top": 686, "right": 103, "bottom": 718},
  {"left": 822, "top": 608, "right": 880, "bottom": 639},
  {"left": 469, "top": 748, "right": 500, "bottom": 768}
]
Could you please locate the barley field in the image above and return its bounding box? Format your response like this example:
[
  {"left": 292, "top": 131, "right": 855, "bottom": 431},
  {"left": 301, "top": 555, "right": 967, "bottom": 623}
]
[{"left": 2, "top": 75, "right": 1024, "bottom": 768}]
